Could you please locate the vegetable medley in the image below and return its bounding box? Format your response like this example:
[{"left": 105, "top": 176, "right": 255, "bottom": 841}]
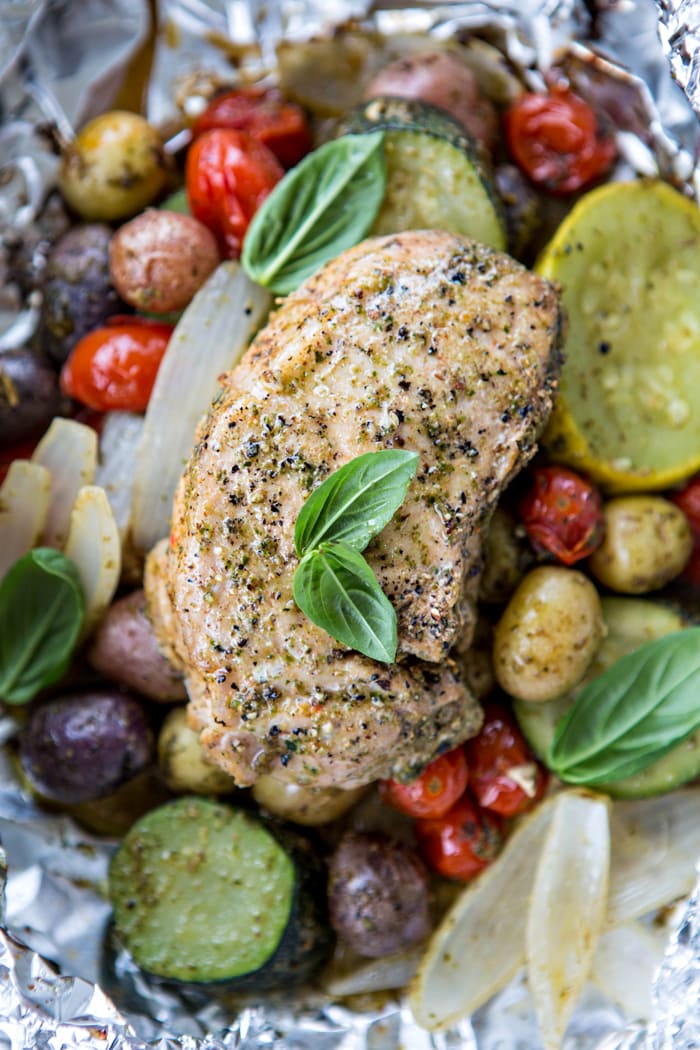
[{"left": 3, "top": 28, "right": 700, "bottom": 1050}]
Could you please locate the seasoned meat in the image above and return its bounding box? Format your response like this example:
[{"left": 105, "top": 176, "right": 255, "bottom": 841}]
[{"left": 147, "top": 231, "right": 562, "bottom": 789}]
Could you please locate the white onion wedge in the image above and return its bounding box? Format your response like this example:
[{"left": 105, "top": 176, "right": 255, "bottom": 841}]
[
  {"left": 0, "top": 460, "right": 52, "bottom": 579},
  {"left": 63, "top": 485, "right": 121, "bottom": 639},
  {"left": 322, "top": 943, "right": 424, "bottom": 997},
  {"left": 94, "top": 411, "right": 145, "bottom": 540},
  {"left": 31, "top": 418, "right": 98, "bottom": 548},
  {"left": 607, "top": 788, "right": 700, "bottom": 925},
  {"left": 590, "top": 922, "right": 665, "bottom": 1021},
  {"left": 409, "top": 792, "right": 558, "bottom": 1030},
  {"left": 526, "top": 792, "right": 610, "bottom": 1050},
  {"left": 129, "top": 262, "right": 271, "bottom": 554}
]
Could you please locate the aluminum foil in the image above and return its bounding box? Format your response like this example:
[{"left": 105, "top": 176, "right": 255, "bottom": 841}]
[{"left": 2, "top": 1, "right": 700, "bottom": 1048}]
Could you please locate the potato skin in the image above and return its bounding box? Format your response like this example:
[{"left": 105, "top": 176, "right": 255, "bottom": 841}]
[
  {"left": 588, "top": 496, "right": 692, "bottom": 594},
  {"left": 109, "top": 210, "right": 220, "bottom": 313},
  {"left": 493, "top": 566, "right": 604, "bottom": 703},
  {"left": 88, "top": 590, "right": 187, "bottom": 702},
  {"left": 253, "top": 775, "right": 366, "bottom": 826},
  {"left": 0, "top": 346, "right": 68, "bottom": 444},
  {"left": 157, "top": 707, "right": 235, "bottom": 794}
]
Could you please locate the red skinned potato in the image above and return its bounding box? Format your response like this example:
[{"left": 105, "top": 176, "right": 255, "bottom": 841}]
[
  {"left": 109, "top": 210, "right": 220, "bottom": 314},
  {"left": 365, "top": 51, "right": 497, "bottom": 153},
  {"left": 88, "top": 589, "right": 187, "bottom": 702}
]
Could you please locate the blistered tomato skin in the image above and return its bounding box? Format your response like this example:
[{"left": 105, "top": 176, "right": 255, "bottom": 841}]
[
  {"left": 504, "top": 87, "right": 616, "bottom": 195},
  {"left": 414, "top": 795, "right": 503, "bottom": 881},
  {"left": 464, "top": 703, "right": 548, "bottom": 818},
  {"left": 379, "top": 747, "right": 469, "bottom": 819},
  {"left": 192, "top": 87, "right": 313, "bottom": 169},
  {"left": 186, "top": 128, "right": 284, "bottom": 258},
  {"left": 670, "top": 476, "right": 700, "bottom": 585},
  {"left": 518, "top": 465, "right": 604, "bottom": 565},
  {"left": 61, "top": 319, "right": 173, "bottom": 412}
]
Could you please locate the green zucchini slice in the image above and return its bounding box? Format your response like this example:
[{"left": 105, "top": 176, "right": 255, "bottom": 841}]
[
  {"left": 340, "top": 97, "right": 505, "bottom": 250},
  {"left": 514, "top": 597, "right": 700, "bottom": 799},
  {"left": 109, "top": 796, "right": 332, "bottom": 987}
]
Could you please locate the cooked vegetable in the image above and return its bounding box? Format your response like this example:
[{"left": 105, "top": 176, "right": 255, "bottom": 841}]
[
  {"left": 588, "top": 495, "right": 692, "bottom": 593},
  {"left": 494, "top": 163, "right": 543, "bottom": 258},
  {"left": 109, "top": 210, "right": 220, "bottom": 314},
  {"left": 493, "top": 566, "right": 604, "bottom": 702},
  {"left": 67, "top": 768, "right": 172, "bottom": 837},
  {"left": 478, "top": 507, "right": 529, "bottom": 604},
  {"left": 0, "top": 346, "right": 68, "bottom": 444},
  {"left": 456, "top": 614, "right": 496, "bottom": 700},
  {"left": 379, "top": 747, "right": 468, "bottom": 820},
  {"left": 192, "top": 86, "right": 312, "bottom": 168},
  {"left": 93, "top": 411, "right": 145, "bottom": 540},
  {"left": 242, "top": 133, "right": 386, "bottom": 294},
  {"left": 62, "top": 485, "right": 121, "bottom": 639},
  {"left": 414, "top": 794, "right": 502, "bottom": 882},
  {"left": 328, "top": 831, "right": 430, "bottom": 957},
  {"left": 157, "top": 707, "right": 234, "bottom": 794},
  {"left": 109, "top": 797, "right": 333, "bottom": 986},
  {"left": 670, "top": 474, "right": 700, "bottom": 584},
  {"left": 340, "top": 97, "right": 505, "bottom": 249},
  {"left": 538, "top": 180, "right": 700, "bottom": 491},
  {"left": 590, "top": 922, "right": 664, "bottom": 1021},
  {"left": 20, "top": 689, "right": 153, "bottom": 804},
  {"left": 88, "top": 589, "right": 186, "bottom": 702},
  {"left": 252, "top": 776, "right": 366, "bottom": 826},
  {"left": 0, "top": 548, "right": 84, "bottom": 704},
  {"left": 464, "top": 702, "right": 547, "bottom": 817},
  {"left": 31, "top": 417, "right": 97, "bottom": 548},
  {"left": 186, "top": 128, "right": 283, "bottom": 258},
  {"left": 58, "top": 111, "right": 167, "bottom": 221},
  {"left": 517, "top": 465, "right": 604, "bottom": 565},
  {"left": 322, "top": 942, "right": 423, "bottom": 997},
  {"left": 0, "top": 460, "right": 51, "bottom": 580},
  {"left": 40, "top": 223, "right": 125, "bottom": 365}
]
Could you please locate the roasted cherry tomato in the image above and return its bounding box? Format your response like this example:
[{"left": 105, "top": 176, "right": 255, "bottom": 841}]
[
  {"left": 517, "top": 465, "right": 604, "bottom": 565},
  {"left": 670, "top": 476, "right": 700, "bottom": 585},
  {"left": 186, "top": 128, "right": 283, "bottom": 258},
  {"left": 61, "top": 318, "right": 173, "bottom": 412},
  {"left": 504, "top": 86, "right": 616, "bottom": 195},
  {"left": 379, "top": 747, "right": 469, "bottom": 819},
  {"left": 463, "top": 702, "right": 548, "bottom": 818},
  {"left": 192, "top": 87, "right": 312, "bottom": 169},
  {"left": 414, "top": 795, "right": 503, "bottom": 882}
]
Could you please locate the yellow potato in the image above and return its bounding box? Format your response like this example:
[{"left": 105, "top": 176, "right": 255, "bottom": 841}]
[
  {"left": 253, "top": 775, "right": 366, "bottom": 826},
  {"left": 157, "top": 707, "right": 235, "bottom": 795}
]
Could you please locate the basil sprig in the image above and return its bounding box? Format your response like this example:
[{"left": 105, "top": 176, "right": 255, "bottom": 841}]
[
  {"left": 549, "top": 628, "right": 700, "bottom": 785},
  {"left": 0, "top": 548, "right": 85, "bottom": 705},
  {"left": 242, "top": 133, "right": 386, "bottom": 295},
  {"left": 293, "top": 450, "right": 418, "bottom": 663}
]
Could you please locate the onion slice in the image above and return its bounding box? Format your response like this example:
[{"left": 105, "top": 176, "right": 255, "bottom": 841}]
[
  {"left": 322, "top": 943, "right": 424, "bottom": 997},
  {"left": 0, "top": 460, "right": 52, "bottom": 579},
  {"left": 590, "top": 922, "right": 665, "bottom": 1021},
  {"left": 31, "top": 418, "right": 98, "bottom": 548},
  {"left": 526, "top": 791, "right": 610, "bottom": 1050},
  {"left": 63, "top": 485, "right": 121, "bottom": 639},
  {"left": 129, "top": 262, "right": 271, "bottom": 554},
  {"left": 94, "top": 411, "right": 145, "bottom": 540}
]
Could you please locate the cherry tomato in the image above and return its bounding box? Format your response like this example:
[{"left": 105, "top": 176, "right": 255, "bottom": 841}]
[
  {"left": 192, "top": 87, "right": 312, "bottom": 169},
  {"left": 379, "top": 747, "right": 469, "bottom": 819},
  {"left": 414, "top": 795, "right": 503, "bottom": 881},
  {"left": 61, "top": 319, "right": 173, "bottom": 412},
  {"left": 463, "top": 702, "right": 548, "bottom": 818},
  {"left": 504, "top": 86, "right": 616, "bottom": 195},
  {"left": 186, "top": 128, "right": 283, "bottom": 258},
  {"left": 670, "top": 476, "right": 700, "bottom": 585},
  {"left": 517, "top": 465, "right": 604, "bottom": 565}
]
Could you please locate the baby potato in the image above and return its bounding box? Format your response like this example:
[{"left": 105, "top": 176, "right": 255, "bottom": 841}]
[
  {"left": 59, "top": 111, "right": 167, "bottom": 222},
  {"left": 157, "top": 707, "right": 235, "bottom": 795},
  {"left": 109, "top": 210, "right": 220, "bottom": 313},
  {"left": 253, "top": 774, "right": 366, "bottom": 826},
  {"left": 588, "top": 496, "right": 692, "bottom": 594},
  {"left": 493, "top": 566, "right": 604, "bottom": 703},
  {"left": 479, "top": 507, "right": 530, "bottom": 604}
]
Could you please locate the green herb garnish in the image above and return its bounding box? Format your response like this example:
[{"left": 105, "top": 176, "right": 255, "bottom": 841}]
[
  {"left": 0, "top": 548, "right": 85, "bottom": 704},
  {"left": 293, "top": 449, "right": 418, "bottom": 663},
  {"left": 242, "top": 133, "right": 386, "bottom": 295}
]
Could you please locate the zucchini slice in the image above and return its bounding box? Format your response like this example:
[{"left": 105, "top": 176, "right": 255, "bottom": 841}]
[
  {"left": 514, "top": 597, "right": 700, "bottom": 799},
  {"left": 109, "top": 797, "right": 332, "bottom": 987},
  {"left": 340, "top": 97, "right": 505, "bottom": 250},
  {"left": 537, "top": 180, "right": 700, "bottom": 492}
]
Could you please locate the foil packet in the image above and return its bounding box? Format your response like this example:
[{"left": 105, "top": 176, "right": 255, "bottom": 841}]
[{"left": 2, "top": 1, "right": 700, "bottom": 1048}]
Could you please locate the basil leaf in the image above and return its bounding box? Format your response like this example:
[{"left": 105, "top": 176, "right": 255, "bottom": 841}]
[
  {"left": 549, "top": 628, "right": 700, "bottom": 785},
  {"left": 0, "top": 547, "right": 85, "bottom": 705},
  {"left": 293, "top": 541, "right": 397, "bottom": 663},
  {"left": 295, "top": 450, "right": 419, "bottom": 558},
  {"left": 242, "top": 133, "right": 386, "bottom": 295}
]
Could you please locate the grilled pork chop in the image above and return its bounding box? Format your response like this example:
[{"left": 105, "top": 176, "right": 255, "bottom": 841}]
[{"left": 147, "top": 231, "right": 562, "bottom": 788}]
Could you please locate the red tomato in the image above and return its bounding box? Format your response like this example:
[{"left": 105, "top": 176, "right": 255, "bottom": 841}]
[
  {"left": 192, "top": 87, "right": 312, "bottom": 169},
  {"left": 415, "top": 795, "right": 503, "bottom": 881},
  {"left": 504, "top": 86, "right": 616, "bottom": 195},
  {"left": 61, "top": 319, "right": 173, "bottom": 412},
  {"left": 379, "top": 747, "right": 469, "bottom": 819},
  {"left": 186, "top": 128, "right": 283, "bottom": 258},
  {"left": 464, "top": 703, "right": 548, "bottom": 818},
  {"left": 670, "top": 476, "right": 700, "bottom": 585},
  {"left": 517, "top": 465, "right": 604, "bottom": 565}
]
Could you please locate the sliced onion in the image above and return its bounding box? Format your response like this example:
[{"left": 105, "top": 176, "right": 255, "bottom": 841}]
[
  {"left": 409, "top": 792, "right": 558, "bottom": 1031},
  {"left": 322, "top": 943, "right": 424, "bottom": 997},
  {"left": 526, "top": 792, "right": 610, "bottom": 1050},
  {"left": 129, "top": 262, "right": 271, "bottom": 554},
  {"left": 607, "top": 788, "right": 700, "bottom": 925},
  {"left": 590, "top": 922, "right": 665, "bottom": 1021},
  {"left": 63, "top": 485, "right": 121, "bottom": 639},
  {"left": 31, "top": 418, "right": 98, "bottom": 549},
  {"left": 0, "top": 460, "right": 52, "bottom": 579},
  {"left": 94, "top": 411, "right": 145, "bottom": 540}
]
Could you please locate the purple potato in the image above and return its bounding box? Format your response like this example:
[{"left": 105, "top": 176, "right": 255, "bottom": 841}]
[{"left": 0, "top": 346, "right": 69, "bottom": 444}]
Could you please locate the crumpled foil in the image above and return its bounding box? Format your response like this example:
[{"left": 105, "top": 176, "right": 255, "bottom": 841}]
[{"left": 2, "top": 1, "right": 700, "bottom": 1048}]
